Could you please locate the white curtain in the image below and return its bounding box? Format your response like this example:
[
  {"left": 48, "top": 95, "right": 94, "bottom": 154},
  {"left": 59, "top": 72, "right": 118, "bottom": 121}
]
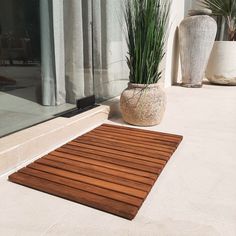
[
  {"left": 40, "top": 0, "right": 128, "bottom": 106},
  {"left": 40, "top": 0, "right": 58, "bottom": 105},
  {"left": 92, "top": 0, "right": 128, "bottom": 101}
]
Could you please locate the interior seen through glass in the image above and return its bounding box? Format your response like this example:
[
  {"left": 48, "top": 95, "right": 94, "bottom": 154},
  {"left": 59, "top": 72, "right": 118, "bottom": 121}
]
[{"left": 0, "top": 0, "right": 128, "bottom": 137}]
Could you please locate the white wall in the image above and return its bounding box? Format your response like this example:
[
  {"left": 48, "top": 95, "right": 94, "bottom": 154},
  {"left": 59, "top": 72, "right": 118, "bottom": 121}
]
[{"left": 164, "top": 0, "right": 198, "bottom": 87}]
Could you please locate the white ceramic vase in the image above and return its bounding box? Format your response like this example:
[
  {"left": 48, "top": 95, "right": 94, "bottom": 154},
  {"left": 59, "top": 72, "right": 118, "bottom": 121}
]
[
  {"left": 179, "top": 11, "right": 217, "bottom": 87},
  {"left": 206, "top": 41, "right": 236, "bottom": 85}
]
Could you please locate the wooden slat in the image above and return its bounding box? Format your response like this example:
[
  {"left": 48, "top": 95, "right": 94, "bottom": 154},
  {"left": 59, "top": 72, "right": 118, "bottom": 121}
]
[
  {"left": 28, "top": 162, "right": 147, "bottom": 198},
  {"left": 9, "top": 172, "right": 138, "bottom": 220},
  {"left": 88, "top": 129, "right": 179, "bottom": 148},
  {"left": 8, "top": 123, "right": 183, "bottom": 220},
  {"left": 55, "top": 147, "right": 158, "bottom": 180},
  {"left": 35, "top": 158, "right": 151, "bottom": 192},
  {"left": 98, "top": 124, "right": 182, "bottom": 143},
  {"left": 84, "top": 132, "right": 176, "bottom": 152},
  {"left": 59, "top": 145, "right": 163, "bottom": 173},
  {"left": 77, "top": 135, "right": 174, "bottom": 154},
  {"left": 43, "top": 155, "right": 155, "bottom": 185},
  {"left": 19, "top": 167, "right": 143, "bottom": 207},
  {"left": 73, "top": 139, "right": 171, "bottom": 159},
  {"left": 102, "top": 124, "right": 183, "bottom": 141},
  {"left": 69, "top": 141, "right": 170, "bottom": 162}
]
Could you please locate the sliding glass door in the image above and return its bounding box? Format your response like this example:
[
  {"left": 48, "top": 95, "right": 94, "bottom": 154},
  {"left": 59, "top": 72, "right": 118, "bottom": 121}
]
[
  {"left": 0, "top": 0, "right": 77, "bottom": 137},
  {"left": 0, "top": 0, "right": 41, "bottom": 100},
  {"left": 0, "top": 0, "right": 128, "bottom": 137}
]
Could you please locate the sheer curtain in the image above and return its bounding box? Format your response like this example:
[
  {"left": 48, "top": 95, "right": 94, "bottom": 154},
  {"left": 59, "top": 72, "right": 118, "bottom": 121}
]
[
  {"left": 40, "top": 0, "right": 128, "bottom": 106},
  {"left": 92, "top": 0, "right": 128, "bottom": 101}
]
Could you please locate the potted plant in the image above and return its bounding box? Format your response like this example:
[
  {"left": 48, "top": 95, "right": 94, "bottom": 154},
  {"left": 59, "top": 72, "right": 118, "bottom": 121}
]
[
  {"left": 201, "top": 0, "right": 236, "bottom": 85},
  {"left": 120, "top": 0, "right": 170, "bottom": 126}
]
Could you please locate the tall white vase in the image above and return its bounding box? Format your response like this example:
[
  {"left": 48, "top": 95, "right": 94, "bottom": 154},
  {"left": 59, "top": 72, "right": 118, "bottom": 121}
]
[
  {"left": 179, "top": 10, "right": 217, "bottom": 87},
  {"left": 206, "top": 41, "right": 236, "bottom": 85}
]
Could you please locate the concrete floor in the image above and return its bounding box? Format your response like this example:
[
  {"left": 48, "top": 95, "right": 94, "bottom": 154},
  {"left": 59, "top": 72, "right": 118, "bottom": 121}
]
[{"left": 0, "top": 84, "right": 236, "bottom": 235}]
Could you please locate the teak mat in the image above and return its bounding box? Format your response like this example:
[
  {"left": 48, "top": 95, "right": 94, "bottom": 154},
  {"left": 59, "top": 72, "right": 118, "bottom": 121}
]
[{"left": 9, "top": 124, "right": 183, "bottom": 220}]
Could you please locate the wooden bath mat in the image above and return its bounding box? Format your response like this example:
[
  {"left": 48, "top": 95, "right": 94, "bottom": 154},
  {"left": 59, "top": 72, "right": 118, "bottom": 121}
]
[{"left": 9, "top": 124, "right": 183, "bottom": 220}]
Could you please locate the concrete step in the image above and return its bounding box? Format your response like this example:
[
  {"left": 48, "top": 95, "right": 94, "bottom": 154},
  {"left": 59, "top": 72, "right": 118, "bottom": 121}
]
[{"left": 0, "top": 105, "right": 110, "bottom": 177}]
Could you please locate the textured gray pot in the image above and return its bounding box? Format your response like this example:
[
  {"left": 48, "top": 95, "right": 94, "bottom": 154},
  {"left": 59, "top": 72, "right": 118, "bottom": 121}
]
[
  {"left": 179, "top": 10, "right": 217, "bottom": 87},
  {"left": 120, "top": 83, "right": 166, "bottom": 126}
]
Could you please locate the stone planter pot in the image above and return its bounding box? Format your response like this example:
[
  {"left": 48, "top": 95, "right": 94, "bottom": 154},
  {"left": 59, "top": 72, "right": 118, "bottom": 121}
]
[
  {"left": 179, "top": 11, "right": 217, "bottom": 87},
  {"left": 206, "top": 41, "right": 236, "bottom": 85},
  {"left": 120, "top": 83, "right": 166, "bottom": 126}
]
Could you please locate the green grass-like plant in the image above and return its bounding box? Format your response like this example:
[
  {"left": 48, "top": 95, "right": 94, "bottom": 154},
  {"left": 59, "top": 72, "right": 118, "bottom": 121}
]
[
  {"left": 124, "top": 0, "right": 170, "bottom": 84},
  {"left": 200, "top": 0, "right": 236, "bottom": 41}
]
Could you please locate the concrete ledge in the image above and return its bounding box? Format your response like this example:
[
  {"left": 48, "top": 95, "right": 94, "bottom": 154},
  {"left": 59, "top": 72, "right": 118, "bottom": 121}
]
[
  {"left": 102, "top": 97, "right": 120, "bottom": 118},
  {"left": 0, "top": 105, "right": 110, "bottom": 176}
]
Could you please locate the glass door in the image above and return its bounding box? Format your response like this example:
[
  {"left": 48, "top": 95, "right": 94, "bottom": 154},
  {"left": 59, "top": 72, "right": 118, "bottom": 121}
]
[
  {"left": 0, "top": 0, "right": 75, "bottom": 137},
  {"left": 0, "top": 0, "right": 128, "bottom": 138}
]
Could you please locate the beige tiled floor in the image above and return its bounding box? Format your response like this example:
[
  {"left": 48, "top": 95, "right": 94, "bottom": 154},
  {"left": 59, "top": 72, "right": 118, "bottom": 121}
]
[{"left": 0, "top": 84, "right": 236, "bottom": 236}]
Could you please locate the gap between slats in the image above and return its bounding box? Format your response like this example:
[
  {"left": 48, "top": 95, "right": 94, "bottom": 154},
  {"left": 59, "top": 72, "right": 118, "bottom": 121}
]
[
  {"left": 76, "top": 136, "right": 174, "bottom": 155},
  {"left": 73, "top": 139, "right": 171, "bottom": 160},
  {"left": 53, "top": 147, "right": 158, "bottom": 180},
  {"left": 80, "top": 133, "right": 176, "bottom": 153},
  {"left": 99, "top": 124, "right": 183, "bottom": 143},
  {"left": 55, "top": 146, "right": 163, "bottom": 174},
  {"left": 43, "top": 154, "right": 155, "bottom": 185},
  {"left": 28, "top": 162, "right": 147, "bottom": 199},
  {"left": 88, "top": 128, "right": 179, "bottom": 148},
  {"left": 34, "top": 158, "right": 152, "bottom": 192}
]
